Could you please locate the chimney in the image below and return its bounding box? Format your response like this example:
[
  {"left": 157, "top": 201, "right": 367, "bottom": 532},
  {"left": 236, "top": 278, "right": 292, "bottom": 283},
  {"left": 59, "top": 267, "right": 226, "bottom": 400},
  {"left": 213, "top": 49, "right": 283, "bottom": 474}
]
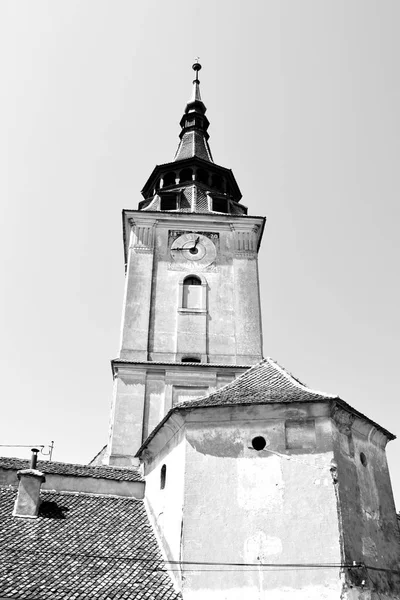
[{"left": 13, "top": 449, "right": 46, "bottom": 518}]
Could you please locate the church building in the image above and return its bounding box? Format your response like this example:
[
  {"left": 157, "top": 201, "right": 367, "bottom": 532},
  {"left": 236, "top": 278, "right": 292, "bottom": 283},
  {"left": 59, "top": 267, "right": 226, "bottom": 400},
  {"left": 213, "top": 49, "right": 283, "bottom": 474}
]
[{"left": 0, "top": 63, "right": 399, "bottom": 600}]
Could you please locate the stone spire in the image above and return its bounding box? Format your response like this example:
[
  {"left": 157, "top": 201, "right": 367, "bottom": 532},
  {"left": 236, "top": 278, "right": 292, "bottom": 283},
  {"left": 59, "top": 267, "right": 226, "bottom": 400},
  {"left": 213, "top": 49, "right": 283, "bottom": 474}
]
[{"left": 174, "top": 61, "right": 213, "bottom": 162}]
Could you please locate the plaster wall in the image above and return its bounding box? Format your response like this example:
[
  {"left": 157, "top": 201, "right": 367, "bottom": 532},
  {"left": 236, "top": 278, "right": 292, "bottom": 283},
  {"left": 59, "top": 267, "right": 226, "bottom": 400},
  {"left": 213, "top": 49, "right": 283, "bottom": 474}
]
[
  {"left": 120, "top": 215, "right": 263, "bottom": 365},
  {"left": 145, "top": 430, "right": 186, "bottom": 572},
  {"left": 120, "top": 241, "right": 154, "bottom": 361},
  {"left": 142, "top": 403, "right": 346, "bottom": 599},
  {"left": 232, "top": 254, "right": 263, "bottom": 363},
  {"left": 332, "top": 413, "right": 400, "bottom": 597},
  {"left": 106, "top": 368, "right": 146, "bottom": 466},
  {"left": 147, "top": 226, "right": 255, "bottom": 364},
  {"left": 107, "top": 363, "right": 245, "bottom": 463},
  {"left": 179, "top": 407, "right": 342, "bottom": 599}
]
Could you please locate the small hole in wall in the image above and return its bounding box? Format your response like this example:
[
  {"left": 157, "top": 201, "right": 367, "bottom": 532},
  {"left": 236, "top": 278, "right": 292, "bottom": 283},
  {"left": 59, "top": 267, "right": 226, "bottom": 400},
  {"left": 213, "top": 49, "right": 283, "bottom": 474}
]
[
  {"left": 160, "top": 464, "right": 166, "bottom": 489},
  {"left": 360, "top": 452, "right": 367, "bottom": 467},
  {"left": 252, "top": 436, "right": 267, "bottom": 451}
]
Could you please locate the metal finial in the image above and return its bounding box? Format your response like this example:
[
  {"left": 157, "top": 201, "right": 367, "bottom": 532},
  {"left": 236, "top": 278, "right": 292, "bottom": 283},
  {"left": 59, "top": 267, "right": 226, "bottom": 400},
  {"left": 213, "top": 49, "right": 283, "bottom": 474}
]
[{"left": 192, "top": 58, "right": 201, "bottom": 83}]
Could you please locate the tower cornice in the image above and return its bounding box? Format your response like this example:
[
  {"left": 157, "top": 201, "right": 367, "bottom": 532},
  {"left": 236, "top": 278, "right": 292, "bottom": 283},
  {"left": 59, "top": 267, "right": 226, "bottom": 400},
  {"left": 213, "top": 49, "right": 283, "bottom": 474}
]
[{"left": 122, "top": 209, "right": 266, "bottom": 268}]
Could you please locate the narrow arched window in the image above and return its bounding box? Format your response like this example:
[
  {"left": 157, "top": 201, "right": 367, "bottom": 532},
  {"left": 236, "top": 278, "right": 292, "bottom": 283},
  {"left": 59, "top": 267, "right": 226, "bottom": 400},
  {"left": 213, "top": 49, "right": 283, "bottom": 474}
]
[
  {"left": 160, "top": 464, "right": 166, "bottom": 489},
  {"left": 163, "top": 172, "right": 176, "bottom": 187},
  {"left": 211, "top": 173, "right": 224, "bottom": 192},
  {"left": 183, "top": 276, "right": 202, "bottom": 309},
  {"left": 179, "top": 168, "right": 193, "bottom": 184},
  {"left": 196, "top": 168, "right": 208, "bottom": 185}
]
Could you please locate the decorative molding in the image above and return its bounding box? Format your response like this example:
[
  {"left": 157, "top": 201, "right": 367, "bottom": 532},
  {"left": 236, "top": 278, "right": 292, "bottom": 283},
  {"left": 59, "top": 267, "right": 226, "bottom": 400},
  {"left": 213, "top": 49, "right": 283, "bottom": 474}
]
[
  {"left": 231, "top": 226, "right": 260, "bottom": 255},
  {"left": 128, "top": 219, "right": 155, "bottom": 252}
]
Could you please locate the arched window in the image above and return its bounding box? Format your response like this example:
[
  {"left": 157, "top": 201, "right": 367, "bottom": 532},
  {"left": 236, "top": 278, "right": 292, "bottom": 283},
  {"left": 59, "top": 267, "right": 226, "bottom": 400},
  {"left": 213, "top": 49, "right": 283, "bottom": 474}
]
[
  {"left": 163, "top": 172, "right": 176, "bottom": 187},
  {"left": 160, "top": 464, "right": 166, "bottom": 489},
  {"left": 179, "top": 168, "right": 193, "bottom": 184},
  {"left": 182, "top": 276, "right": 202, "bottom": 309},
  {"left": 196, "top": 168, "right": 208, "bottom": 185},
  {"left": 211, "top": 174, "right": 224, "bottom": 192}
]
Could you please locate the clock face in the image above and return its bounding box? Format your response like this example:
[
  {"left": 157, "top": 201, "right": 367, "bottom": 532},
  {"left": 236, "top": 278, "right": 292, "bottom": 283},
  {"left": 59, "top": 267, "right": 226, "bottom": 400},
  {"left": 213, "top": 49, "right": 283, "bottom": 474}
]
[{"left": 170, "top": 232, "right": 217, "bottom": 267}]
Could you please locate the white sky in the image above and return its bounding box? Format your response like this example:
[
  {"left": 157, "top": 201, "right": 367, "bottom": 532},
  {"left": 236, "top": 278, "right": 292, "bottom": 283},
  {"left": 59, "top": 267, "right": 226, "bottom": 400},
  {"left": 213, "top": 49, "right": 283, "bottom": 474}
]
[{"left": 1, "top": 1, "right": 399, "bottom": 502}]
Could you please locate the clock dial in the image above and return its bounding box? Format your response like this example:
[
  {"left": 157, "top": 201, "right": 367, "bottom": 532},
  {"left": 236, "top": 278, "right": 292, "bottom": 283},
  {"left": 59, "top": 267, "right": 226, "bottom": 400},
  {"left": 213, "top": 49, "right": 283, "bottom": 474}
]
[{"left": 171, "top": 233, "right": 217, "bottom": 267}]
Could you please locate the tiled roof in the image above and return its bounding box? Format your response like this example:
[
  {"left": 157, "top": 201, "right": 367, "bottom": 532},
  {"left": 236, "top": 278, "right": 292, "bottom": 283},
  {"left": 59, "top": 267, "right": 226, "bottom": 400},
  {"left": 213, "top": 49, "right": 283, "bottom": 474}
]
[
  {"left": 174, "top": 131, "right": 213, "bottom": 162},
  {"left": 0, "top": 457, "right": 143, "bottom": 483},
  {"left": 179, "top": 357, "right": 337, "bottom": 408},
  {"left": 137, "top": 357, "right": 395, "bottom": 456},
  {"left": 0, "top": 488, "right": 181, "bottom": 600}
]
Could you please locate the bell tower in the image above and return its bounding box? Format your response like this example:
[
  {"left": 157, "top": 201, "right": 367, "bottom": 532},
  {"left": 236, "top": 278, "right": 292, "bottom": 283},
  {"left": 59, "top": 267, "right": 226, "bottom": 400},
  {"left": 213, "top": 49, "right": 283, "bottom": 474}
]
[{"left": 105, "top": 63, "right": 265, "bottom": 466}]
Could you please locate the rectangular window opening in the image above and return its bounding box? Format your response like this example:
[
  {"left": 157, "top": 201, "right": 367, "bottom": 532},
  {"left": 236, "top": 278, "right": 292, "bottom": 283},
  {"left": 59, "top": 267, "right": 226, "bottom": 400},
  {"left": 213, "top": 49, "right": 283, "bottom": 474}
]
[
  {"left": 160, "top": 194, "right": 178, "bottom": 211},
  {"left": 212, "top": 197, "right": 229, "bottom": 213}
]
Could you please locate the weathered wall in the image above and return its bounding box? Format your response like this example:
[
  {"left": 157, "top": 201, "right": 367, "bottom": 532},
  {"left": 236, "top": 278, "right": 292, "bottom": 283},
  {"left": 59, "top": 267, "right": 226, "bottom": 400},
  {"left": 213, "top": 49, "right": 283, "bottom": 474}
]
[
  {"left": 120, "top": 212, "right": 264, "bottom": 365},
  {"left": 180, "top": 405, "right": 342, "bottom": 599},
  {"left": 120, "top": 218, "right": 156, "bottom": 361},
  {"left": 107, "top": 363, "right": 246, "bottom": 464},
  {"left": 332, "top": 408, "right": 400, "bottom": 598},
  {"left": 143, "top": 403, "right": 346, "bottom": 599},
  {"left": 147, "top": 223, "right": 262, "bottom": 364},
  {"left": 145, "top": 426, "right": 186, "bottom": 582},
  {"left": 106, "top": 367, "right": 146, "bottom": 466}
]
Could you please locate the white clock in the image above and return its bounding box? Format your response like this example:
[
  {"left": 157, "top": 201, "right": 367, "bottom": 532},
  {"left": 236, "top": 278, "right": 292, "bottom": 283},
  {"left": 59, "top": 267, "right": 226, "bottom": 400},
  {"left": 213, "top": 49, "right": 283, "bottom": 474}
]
[{"left": 170, "top": 233, "right": 217, "bottom": 267}]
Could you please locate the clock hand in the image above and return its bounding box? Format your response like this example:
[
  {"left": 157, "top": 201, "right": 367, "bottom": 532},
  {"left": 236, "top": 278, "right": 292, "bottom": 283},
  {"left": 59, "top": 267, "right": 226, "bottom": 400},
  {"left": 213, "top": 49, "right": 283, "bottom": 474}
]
[{"left": 173, "top": 237, "right": 200, "bottom": 251}]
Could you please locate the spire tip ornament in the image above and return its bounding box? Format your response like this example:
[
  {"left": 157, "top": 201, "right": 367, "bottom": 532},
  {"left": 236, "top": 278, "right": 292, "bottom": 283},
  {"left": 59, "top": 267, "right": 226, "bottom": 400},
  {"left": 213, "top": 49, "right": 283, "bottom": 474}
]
[{"left": 192, "top": 58, "right": 201, "bottom": 83}]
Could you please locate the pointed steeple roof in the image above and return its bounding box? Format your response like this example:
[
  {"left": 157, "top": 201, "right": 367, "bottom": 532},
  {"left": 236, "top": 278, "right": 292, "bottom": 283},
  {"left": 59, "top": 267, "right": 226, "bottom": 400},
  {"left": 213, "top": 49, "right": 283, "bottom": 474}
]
[{"left": 174, "top": 61, "right": 213, "bottom": 162}]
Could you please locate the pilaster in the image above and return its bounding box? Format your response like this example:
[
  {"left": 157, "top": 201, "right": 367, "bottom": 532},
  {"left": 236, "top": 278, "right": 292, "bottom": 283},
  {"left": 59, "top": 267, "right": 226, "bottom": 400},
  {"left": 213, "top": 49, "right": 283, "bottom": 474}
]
[
  {"left": 119, "top": 217, "right": 156, "bottom": 361},
  {"left": 231, "top": 223, "right": 263, "bottom": 364}
]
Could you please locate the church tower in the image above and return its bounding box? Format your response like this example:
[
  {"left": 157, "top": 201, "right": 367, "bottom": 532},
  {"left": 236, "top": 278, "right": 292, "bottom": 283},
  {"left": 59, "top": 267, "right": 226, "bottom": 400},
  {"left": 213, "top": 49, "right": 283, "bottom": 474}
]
[{"left": 105, "top": 62, "right": 265, "bottom": 466}]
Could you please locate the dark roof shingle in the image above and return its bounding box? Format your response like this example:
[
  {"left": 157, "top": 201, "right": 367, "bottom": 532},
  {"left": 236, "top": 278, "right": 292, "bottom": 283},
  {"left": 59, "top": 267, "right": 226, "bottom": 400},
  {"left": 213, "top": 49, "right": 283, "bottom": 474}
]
[
  {"left": 0, "top": 457, "right": 143, "bottom": 482},
  {"left": 179, "top": 357, "right": 337, "bottom": 408},
  {"left": 0, "top": 488, "right": 181, "bottom": 599},
  {"left": 137, "top": 357, "right": 395, "bottom": 455}
]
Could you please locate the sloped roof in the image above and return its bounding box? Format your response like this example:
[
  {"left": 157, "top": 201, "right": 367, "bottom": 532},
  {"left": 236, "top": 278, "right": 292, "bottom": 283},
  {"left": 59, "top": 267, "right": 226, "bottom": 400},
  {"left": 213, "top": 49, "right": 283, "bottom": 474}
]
[
  {"left": 0, "top": 456, "right": 143, "bottom": 482},
  {"left": 178, "top": 357, "right": 336, "bottom": 408},
  {"left": 137, "top": 357, "right": 395, "bottom": 456},
  {"left": 0, "top": 488, "right": 181, "bottom": 600},
  {"left": 174, "top": 130, "right": 213, "bottom": 162}
]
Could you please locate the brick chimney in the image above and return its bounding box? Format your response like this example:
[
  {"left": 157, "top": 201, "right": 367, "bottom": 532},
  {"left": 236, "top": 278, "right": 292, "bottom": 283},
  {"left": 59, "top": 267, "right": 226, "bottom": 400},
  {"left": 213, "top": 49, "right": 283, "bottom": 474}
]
[{"left": 13, "top": 449, "right": 46, "bottom": 518}]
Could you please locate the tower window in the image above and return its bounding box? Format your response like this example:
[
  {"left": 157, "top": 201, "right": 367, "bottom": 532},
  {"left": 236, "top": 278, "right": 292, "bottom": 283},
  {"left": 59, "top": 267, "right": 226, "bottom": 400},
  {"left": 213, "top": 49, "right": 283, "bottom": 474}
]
[
  {"left": 179, "top": 168, "right": 193, "bottom": 184},
  {"left": 181, "top": 357, "right": 201, "bottom": 363},
  {"left": 160, "top": 464, "right": 166, "bottom": 489},
  {"left": 212, "top": 197, "right": 230, "bottom": 213},
  {"left": 163, "top": 172, "right": 176, "bottom": 187},
  {"left": 184, "top": 276, "right": 201, "bottom": 286},
  {"left": 211, "top": 174, "right": 224, "bottom": 192},
  {"left": 182, "top": 275, "right": 202, "bottom": 310},
  {"left": 160, "top": 194, "right": 178, "bottom": 211},
  {"left": 196, "top": 168, "right": 208, "bottom": 185}
]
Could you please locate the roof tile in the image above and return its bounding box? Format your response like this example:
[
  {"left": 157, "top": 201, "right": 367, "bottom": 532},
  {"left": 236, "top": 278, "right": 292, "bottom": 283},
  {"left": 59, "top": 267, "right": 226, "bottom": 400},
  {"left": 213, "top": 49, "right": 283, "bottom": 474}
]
[
  {"left": 0, "top": 457, "right": 143, "bottom": 482},
  {"left": 0, "top": 488, "right": 181, "bottom": 599},
  {"left": 178, "top": 357, "right": 336, "bottom": 408}
]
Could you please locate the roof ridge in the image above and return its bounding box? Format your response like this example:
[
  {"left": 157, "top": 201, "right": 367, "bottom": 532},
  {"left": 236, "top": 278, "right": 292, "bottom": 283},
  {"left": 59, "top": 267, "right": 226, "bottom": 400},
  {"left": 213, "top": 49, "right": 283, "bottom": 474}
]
[
  {"left": 194, "top": 358, "right": 266, "bottom": 402},
  {"left": 266, "top": 357, "right": 338, "bottom": 399},
  {"left": 0, "top": 455, "right": 139, "bottom": 472},
  {"left": 40, "top": 489, "right": 143, "bottom": 501}
]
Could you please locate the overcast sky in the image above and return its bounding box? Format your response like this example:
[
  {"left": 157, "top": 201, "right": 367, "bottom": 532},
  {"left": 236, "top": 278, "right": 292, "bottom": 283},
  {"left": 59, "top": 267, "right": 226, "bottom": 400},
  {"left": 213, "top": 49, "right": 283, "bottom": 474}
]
[{"left": 1, "top": 0, "right": 399, "bottom": 502}]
